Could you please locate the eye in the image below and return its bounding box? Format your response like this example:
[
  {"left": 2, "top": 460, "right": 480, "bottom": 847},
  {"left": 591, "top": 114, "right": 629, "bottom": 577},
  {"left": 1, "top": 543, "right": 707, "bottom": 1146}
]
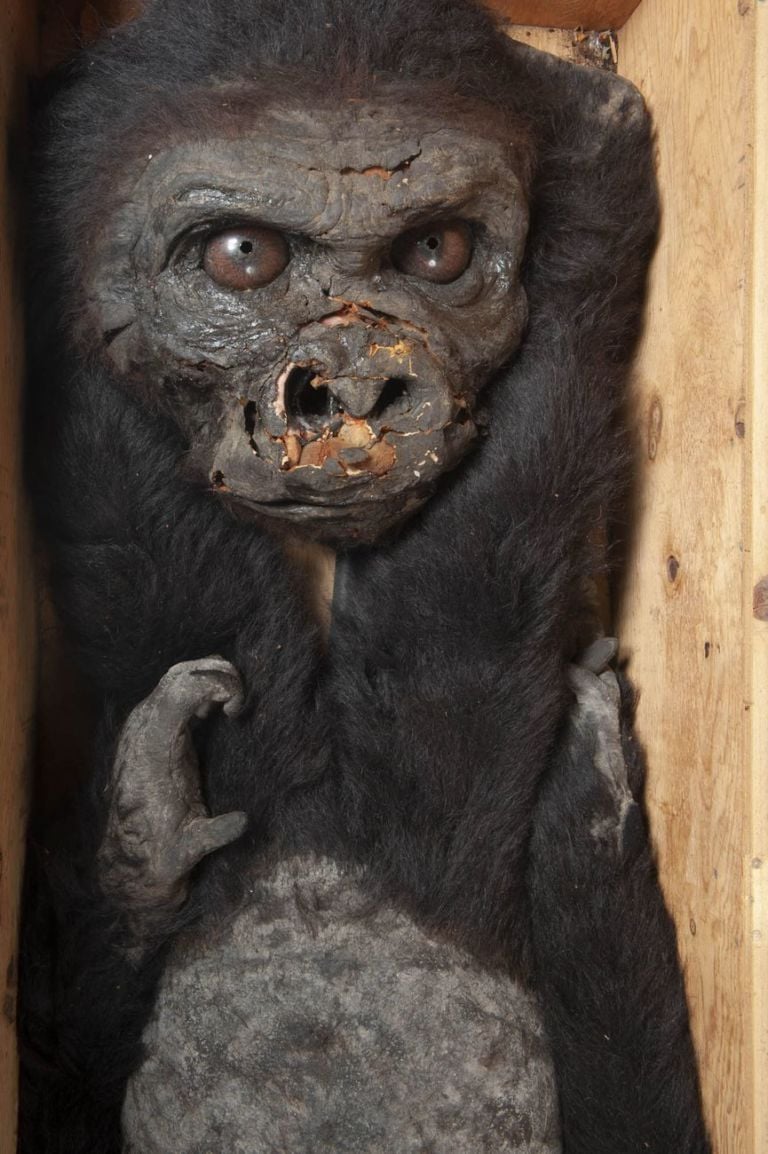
[
  {"left": 202, "top": 226, "right": 289, "bottom": 290},
  {"left": 391, "top": 220, "right": 473, "bottom": 284}
]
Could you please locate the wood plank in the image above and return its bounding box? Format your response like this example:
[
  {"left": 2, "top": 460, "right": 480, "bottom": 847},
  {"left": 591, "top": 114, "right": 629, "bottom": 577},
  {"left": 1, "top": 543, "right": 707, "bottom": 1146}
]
[
  {"left": 750, "top": 4, "right": 768, "bottom": 1151},
  {"left": 508, "top": 24, "right": 585, "bottom": 59},
  {"left": 39, "top": 0, "right": 640, "bottom": 70},
  {"left": 0, "top": 2, "right": 37, "bottom": 1149},
  {"left": 486, "top": 0, "right": 641, "bottom": 29},
  {"left": 618, "top": 2, "right": 755, "bottom": 1150},
  {"left": 47, "top": 0, "right": 643, "bottom": 38},
  {"left": 510, "top": 23, "right": 619, "bottom": 68}
]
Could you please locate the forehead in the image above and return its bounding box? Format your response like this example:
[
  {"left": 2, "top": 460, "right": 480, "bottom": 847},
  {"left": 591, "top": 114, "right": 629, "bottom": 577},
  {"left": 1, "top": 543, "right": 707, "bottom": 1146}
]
[
  {"left": 205, "top": 97, "right": 514, "bottom": 164},
  {"left": 123, "top": 96, "right": 528, "bottom": 239}
]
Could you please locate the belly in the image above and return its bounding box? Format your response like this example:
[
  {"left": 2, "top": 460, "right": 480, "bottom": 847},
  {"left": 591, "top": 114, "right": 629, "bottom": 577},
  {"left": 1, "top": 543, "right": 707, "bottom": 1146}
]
[{"left": 123, "top": 856, "right": 561, "bottom": 1154}]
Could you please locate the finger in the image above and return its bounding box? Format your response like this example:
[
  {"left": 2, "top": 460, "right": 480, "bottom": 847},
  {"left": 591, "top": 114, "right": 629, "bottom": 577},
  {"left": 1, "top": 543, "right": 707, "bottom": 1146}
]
[
  {"left": 177, "top": 811, "right": 249, "bottom": 870},
  {"left": 567, "top": 664, "right": 600, "bottom": 698},
  {"left": 140, "top": 658, "right": 244, "bottom": 730},
  {"left": 222, "top": 682, "right": 245, "bottom": 717},
  {"left": 567, "top": 665, "right": 617, "bottom": 721},
  {"left": 579, "top": 636, "right": 618, "bottom": 675},
  {"left": 598, "top": 669, "right": 621, "bottom": 710}
]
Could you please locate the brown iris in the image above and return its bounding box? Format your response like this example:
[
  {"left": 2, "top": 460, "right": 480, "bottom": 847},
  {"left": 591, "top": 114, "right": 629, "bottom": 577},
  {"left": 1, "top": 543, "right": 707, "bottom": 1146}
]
[
  {"left": 391, "top": 220, "right": 473, "bottom": 284},
  {"left": 202, "top": 226, "right": 289, "bottom": 290}
]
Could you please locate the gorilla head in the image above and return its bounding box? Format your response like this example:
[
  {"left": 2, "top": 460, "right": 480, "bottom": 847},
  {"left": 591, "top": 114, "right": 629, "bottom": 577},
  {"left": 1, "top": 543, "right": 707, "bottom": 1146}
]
[
  {"left": 33, "top": 0, "right": 547, "bottom": 545},
  {"left": 86, "top": 96, "right": 531, "bottom": 543}
]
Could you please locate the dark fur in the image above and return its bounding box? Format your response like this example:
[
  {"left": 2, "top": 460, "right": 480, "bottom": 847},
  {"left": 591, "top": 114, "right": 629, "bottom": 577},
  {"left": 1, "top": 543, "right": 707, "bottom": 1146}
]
[
  {"left": 20, "top": 1, "right": 709, "bottom": 1150},
  {"left": 528, "top": 678, "right": 709, "bottom": 1151}
]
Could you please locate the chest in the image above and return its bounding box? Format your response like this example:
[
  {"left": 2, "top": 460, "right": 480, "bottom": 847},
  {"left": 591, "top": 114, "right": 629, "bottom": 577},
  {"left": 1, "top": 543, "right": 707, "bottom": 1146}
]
[{"left": 122, "top": 857, "right": 561, "bottom": 1154}]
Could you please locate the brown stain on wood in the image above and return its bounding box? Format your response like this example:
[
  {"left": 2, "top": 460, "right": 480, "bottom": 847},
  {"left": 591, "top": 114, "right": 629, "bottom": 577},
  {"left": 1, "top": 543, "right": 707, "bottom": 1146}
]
[
  {"left": 754, "top": 577, "right": 768, "bottom": 622},
  {"left": 3, "top": 994, "right": 16, "bottom": 1027},
  {"left": 666, "top": 553, "right": 681, "bottom": 584},
  {"left": 647, "top": 394, "right": 663, "bottom": 460}
]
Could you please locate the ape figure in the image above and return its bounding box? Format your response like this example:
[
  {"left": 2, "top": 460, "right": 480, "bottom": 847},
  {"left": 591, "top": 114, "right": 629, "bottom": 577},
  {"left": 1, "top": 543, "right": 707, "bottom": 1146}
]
[{"left": 21, "top": 1, "right": 710, "bottom": 1151}]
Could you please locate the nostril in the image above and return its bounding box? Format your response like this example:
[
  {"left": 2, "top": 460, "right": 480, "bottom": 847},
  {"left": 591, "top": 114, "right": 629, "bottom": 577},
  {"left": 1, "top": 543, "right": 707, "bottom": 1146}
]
[
  {"left": 285, "top": 366, "right": 341, "bottom": 429},
  {"left": 371, "top": 378, "right": 411, "bottom": 421}
]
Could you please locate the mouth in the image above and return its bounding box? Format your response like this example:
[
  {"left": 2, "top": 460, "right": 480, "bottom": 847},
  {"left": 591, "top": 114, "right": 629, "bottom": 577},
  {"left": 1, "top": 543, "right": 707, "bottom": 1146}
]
[
  {"left": 206, "top": 321, "right": 479, "bottom": 545},
  {"left": 250, "top": 361, "right": 421, "bottom": 479}
]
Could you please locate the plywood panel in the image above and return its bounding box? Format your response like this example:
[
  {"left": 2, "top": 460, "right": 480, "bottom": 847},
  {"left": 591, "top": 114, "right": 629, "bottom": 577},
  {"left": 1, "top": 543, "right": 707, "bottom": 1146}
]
[
  {"left": 0, "top": 2, "right": 37, "bottom": 1150},
  {"left": 487, "top": 0, "right": 640, "bottom": 27},
  {"left": 618, "top": 2, "right": 756, "bottom": 1150}
]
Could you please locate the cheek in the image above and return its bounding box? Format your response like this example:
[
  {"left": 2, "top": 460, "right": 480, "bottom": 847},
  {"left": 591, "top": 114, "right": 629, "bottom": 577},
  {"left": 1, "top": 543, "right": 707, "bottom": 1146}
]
[
  {"left": 390, "top": 281, "right": 528, "bottom": 393},
  {"left": 94, "top": 219, "right": 527, "bottom": 421},
  {"left": 124, "top": 275, "right": 316, "bottom": 379},
  {"left": 449, "top": 283, "right": 529, "bottom": 381},
  {"left": 156, "top": 275, "right": 285, "bottom": 356}
]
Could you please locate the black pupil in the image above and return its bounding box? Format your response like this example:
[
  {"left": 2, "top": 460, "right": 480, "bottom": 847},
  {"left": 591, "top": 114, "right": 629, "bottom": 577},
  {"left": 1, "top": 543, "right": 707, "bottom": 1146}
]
[
  {"left": 239, "top": 240, "right": 254, "bottom": 255},
  {"left": 425, "top": 235, "right": 440, "bottom": 251}
]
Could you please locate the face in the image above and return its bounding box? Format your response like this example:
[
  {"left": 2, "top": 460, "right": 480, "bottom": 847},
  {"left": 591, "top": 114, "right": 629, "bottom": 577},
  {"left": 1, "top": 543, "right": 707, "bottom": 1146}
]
[{"left": 86, "top": 96, "right": 530, "bottom": 546}]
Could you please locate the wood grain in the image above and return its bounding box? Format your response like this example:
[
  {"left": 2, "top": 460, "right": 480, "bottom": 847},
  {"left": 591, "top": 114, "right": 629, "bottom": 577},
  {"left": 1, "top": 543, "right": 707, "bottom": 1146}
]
[
  {"left": 38, "top": 0, "right": 639, "bottom": 73},
  {"left": 45, "top": 0, "right": 642, "bottom": 39},
  {"left": 508, "top": 24, "right": 585, "bottom": 59},
  {"left": 486, "top": 0, "right": 641, "bottom": 29},
  {"left": 0, "top": 3, "right": 37, "bottom": 1150},
  {"left": 750, "top": 4, "right": 768, "bottom": 1151},
  {"left": 618, "top": 2, "right": 756, "bottom": 1150}
]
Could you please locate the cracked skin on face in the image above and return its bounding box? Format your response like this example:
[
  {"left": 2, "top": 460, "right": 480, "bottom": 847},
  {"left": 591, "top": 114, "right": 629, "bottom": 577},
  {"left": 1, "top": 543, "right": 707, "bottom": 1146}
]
[{"left": 86, "top": 95, "right": 531, "bottom": 545}]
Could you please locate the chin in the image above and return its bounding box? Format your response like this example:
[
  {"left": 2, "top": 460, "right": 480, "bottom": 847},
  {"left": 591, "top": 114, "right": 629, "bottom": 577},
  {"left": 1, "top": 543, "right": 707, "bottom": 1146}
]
[{"left": 220, "top": 482, "right": 439, "bottom": 549}]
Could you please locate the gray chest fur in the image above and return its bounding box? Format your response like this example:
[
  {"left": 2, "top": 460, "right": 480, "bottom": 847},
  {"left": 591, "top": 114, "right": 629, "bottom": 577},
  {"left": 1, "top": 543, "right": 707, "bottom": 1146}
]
[{"left": 123, "top": 858, "right": 560, "bottom": 1153}]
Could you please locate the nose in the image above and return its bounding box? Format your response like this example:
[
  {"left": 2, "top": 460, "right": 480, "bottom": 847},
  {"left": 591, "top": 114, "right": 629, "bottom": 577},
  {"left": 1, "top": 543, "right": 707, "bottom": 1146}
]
[{"left": 284, "top": 365, "right": 411, "bottom": 429}]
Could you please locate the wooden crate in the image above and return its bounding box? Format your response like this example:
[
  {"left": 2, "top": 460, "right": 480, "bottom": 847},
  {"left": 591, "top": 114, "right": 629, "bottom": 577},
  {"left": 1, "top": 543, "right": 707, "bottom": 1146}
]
[
  {"left": 0, "top": 4, "right": 36, "bottom": 1150},
  {"left": 515, "top": 11, "right": 766, "bottom": 1154},
  {"left": 487, "top": 0, "right": 642, "bottom": 27},
  {"left": 0, "top": 2, "right": 764, "bottom": 1150},
  {"left": 618, "top": 5, "right": 765, "bottom": 1150}
]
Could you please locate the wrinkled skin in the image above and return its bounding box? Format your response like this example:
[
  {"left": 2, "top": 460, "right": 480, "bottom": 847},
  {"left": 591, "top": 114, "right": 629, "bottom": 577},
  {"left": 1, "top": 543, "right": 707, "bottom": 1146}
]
[{"left": 87, "top": 100, "right": 530, "bottom": 544}]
